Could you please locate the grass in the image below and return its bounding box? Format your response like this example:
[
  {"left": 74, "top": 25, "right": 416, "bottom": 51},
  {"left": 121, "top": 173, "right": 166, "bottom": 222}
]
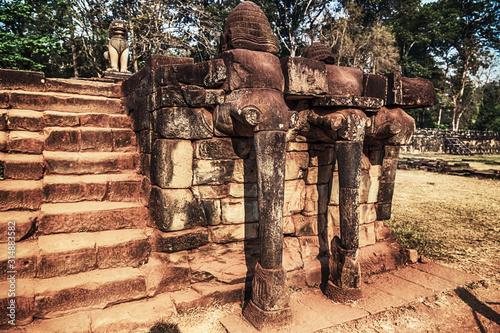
[{"left": 387, "top": 169, "right": 500, "bottom": 282}]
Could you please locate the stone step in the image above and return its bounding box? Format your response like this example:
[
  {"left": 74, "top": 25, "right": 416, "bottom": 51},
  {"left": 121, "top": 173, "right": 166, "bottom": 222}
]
[
  {"left": 0, "top": 153, "right": 44, "bottom": 180},
  {"left": 44, "top": 127, "right": 137, "bottom": 153},
  {"left": 23, "top": 293, "right": 174, "bottom": 333},
  {"left": 45, "top": 78, "right": 122, "bottom": 98},
  {"left": 44, "top": 111, "right": 132, "bottom": 129},
  {"left": 0, "top": 266, "right": 148, "bottom": 321},
  {"left": 0, "top": 210, "right": 37, "bottom": 243},
  {"left": 0, "top": 90, "right": 124, "bottom": 114},
  {"left": 38, "top": 201, "right": 149, "bottom": 235},
  {"left": 35, "top": 229, "right": 151, "bottom": 279},
  {"left": 0, "top": 180, "right": 43, "bottom": 211},
  {"left": 43, "top": 151, "right": 139, "bottom": 175},
  {"left": 43, "top": 173, "right": 143, "bottom": 203},
  {"left": 2, "top": 130, "right": 45, "bottom": 154}
]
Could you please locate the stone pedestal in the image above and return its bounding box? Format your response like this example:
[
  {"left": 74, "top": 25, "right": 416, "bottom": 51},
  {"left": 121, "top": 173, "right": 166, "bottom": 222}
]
[{"left": 243, "top": 262, "right": 292, "bottom": 330}]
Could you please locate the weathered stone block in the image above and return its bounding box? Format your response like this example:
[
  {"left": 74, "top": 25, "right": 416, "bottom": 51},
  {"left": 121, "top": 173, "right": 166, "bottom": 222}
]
[
  {"left": 193, "top": 159, "right": 235, "bottom": 185},
  {"left": 149, "top": 187, "right": 206, "bottom": 232},
  {"left": 140, "top": 252, "right": 191, "bottom": 296},
  {"left": 79, "top": 114, "right": 110, "bottom": 127},
  {"left": 0, "top": 280, "right": 34, "bottom": 326},
  {"left": 136, "top": 130, "right": 153, "bottom": 154},
  {"left": 306, "top": 165, "right": 333, "bottom": 185},
  {"left": 209, "top": 222, "right": 259, "bottom": 243},
  {"left": 109, "top": 114, "right": 132, "bottom": 128},
  {"left": 285, "top": 151, "right": 309, "bottom": 180},
  {"left": 0, "top": 153, "right": 43, "bottom": 180},
  {"left": 156, "top": 86, "right": 187, "bottom": 107},
  {"left": 329, "top": 172, "right": 339, "bottom": 205},
  {"left": 0, "top": 131, "right": 6, "bottom": 151},
  {"left": 221, "top": 198, "right": 259, "bottom": 224},
  {"left": 122, "top": 66, "right": 152, "bottom": 97},
  {"left": 194, "top": 137, "right": 253, "bottom": 160},
  {"left": 327, "top": 205, "right": 340, "bottom": 228},
  {"left": 191, "top": 185, "right": 229, "bottom": 199},
  {"left": 0, "top": 211, "right": 37, "bottom": 243},
  {"left": 155, "top": 107, "right": 213, "bottom": 140},
  {"left": 284, "top": 179, "right": 306, "bottom": 216},
  {"left": 130, "top": 105, "right": 150, "bottom": 132},
  {"left": 309, "top": 147, "right": 335, "bottom": 166},
  {"left": 0, "top": 240, "right": 38, "bottom": 279},
  {"left": 7, "top": 109, "right": 44, "bottom": 131},
  {"left": 112, "top": 129, "right": 137, "bottom": 152},
  {"left": 283, "top": 216, "right": 295, "bottom": 234},
  {"left": 303, "top": 184, "right": 329, "bottom": 216},
  {"left": 374, "top": 220, "right": 392, "bottom": 241},
  {"left": 0, "top": 68, "right": 45, "bottom": 91},
  {"left": 292, "top": 214, "right": 319, "bottom": 236},
  {"left": 386, "top": 72, "right": 403, "bottom": 105},
  {"left": 201, "top": 199, "right": 222, "bottom": 226},
  {"left": 281, "top": 57, "right": 328, "bottom": 96},
  {"left": 155, "top": 228, "right": 210, "bottom": 253},
  {"left": 45, "top": 128, "right": 80, "bottom": 152},
  {"left": 37, "top": 233, "right": 96, "bottom": 278},
  {"left": 146, "top": 54, "right": 194, "bottom": 70},
  {"left": 363, "top": 74, "right": 388, "bottom": 102},
  {"left": 7, "top": 131, "right": 44, "bottom": 154},
  {"left": 326, "top": 65, "right": 363, "bottom": 96},
  {"left": 367, "top": 176, "right": 380, "bottom": 203},
  {"left": 231, "top": 158, "right": 258, "bottom": 183},
  {"left": 34, "top": 267, "right": 147, "bottom": 317},
  {"left": 0, "top": 180, "right": 42, "bottom": 211},
  {"left": 38, "top": 202, "right": 146, "bottom": 234},
  {"left": 359, "top": 171, "right": 370, "bottom": 203},
  {"left": 359, "top": 223, "right": 376, "bottom": 247},
  {"left": 221, "top": 49, "right": 284, "bottom": 91},
  {"left": 81, "top": 128, "right": 113, "bottom": 152},
  {"left": 401, "top": 77, "right": 435, "bottom": 108},
  {"left": 228, "top": 182, "right": 258, "bottom": 198},
  {"left": 175, "top": 59, "right": 227, "bottom": 88},
  {"left": 286, "top": 142, "right": 308, "bottom": 152},
  {"left": 43, "top": 111, "right": 80, "bottom": 127},
  {"left": 151, "top": 139, "right": 193, "bottom": 189},
  {"left": 181, "top": 85, "right": 207, "bottom": 107},
  {"left": 95, "top": 229, "right": 150, "bottom": 269},
  {"left": 360, "top": 203, "right": 377, "bottom": 225}
]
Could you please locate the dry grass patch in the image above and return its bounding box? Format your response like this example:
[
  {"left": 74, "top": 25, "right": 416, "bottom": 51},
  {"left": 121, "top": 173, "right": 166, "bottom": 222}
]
[{"left": 388, "top": 169, "right": 500, "bottom": 282}]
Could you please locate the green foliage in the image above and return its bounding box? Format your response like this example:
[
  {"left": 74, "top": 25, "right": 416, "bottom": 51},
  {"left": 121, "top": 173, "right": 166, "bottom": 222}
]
[
  {"left": 474, "top": 80, "right": 500, "bottom": 132},
  {"left": 0, "top": 0, "right": 74, "bottom": 77}
]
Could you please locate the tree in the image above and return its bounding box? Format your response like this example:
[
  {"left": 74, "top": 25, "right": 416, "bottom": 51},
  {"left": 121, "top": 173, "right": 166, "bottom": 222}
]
[
  {"left": 317, "top": 3, "right": 400, "bottom": 74},
  {"left": 474, "top": 80, "right": 500, "bottom": 132},
  {"left": 0, "top": 0, "right": 74, "bottom": 77},
  {"left": 255, "top": 0, "right": 334, "bottom": 57},
  {"left": 425, "top": 0, "right": 500, "bottom": 131}
]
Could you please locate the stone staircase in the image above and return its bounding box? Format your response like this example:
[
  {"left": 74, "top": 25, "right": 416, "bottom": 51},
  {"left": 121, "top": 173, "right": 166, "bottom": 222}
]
[{"left": 0, "top": 73, "right": 156, "bottom": 329}]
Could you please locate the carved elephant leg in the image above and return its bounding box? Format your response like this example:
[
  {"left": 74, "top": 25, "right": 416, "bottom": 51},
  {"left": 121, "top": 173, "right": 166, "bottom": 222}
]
[
  {"left": 377, "top": 145, "right": 400, "bottom": 220},
  {"left": 325, "top": 141, "right": 364, "bottom": 302},
  {"left": 243, "top": 130, "right": 292, "bottom": 330}
]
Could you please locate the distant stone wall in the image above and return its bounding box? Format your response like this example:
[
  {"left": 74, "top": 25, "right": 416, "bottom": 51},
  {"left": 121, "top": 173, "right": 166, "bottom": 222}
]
[{"left": 402, "top": 129, "right": 500, "bottom": 154}]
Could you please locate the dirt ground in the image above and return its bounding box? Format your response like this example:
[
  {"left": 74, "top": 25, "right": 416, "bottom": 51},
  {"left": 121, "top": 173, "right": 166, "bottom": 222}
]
[{"left": 151, "top": 165, "right": 500, "bottom": 333}]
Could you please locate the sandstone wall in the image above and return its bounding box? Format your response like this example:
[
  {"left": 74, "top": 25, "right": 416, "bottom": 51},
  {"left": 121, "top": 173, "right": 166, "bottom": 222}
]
[{"left": 403, "top": 129, "right": 500, "bottom": 154}]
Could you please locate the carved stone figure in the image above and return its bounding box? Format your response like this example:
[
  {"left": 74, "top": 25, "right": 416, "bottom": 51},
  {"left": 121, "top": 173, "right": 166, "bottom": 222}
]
[
  {"left": 221, "top": 1, "right": 280, "bottom": 54},
  {"left": 305, "top": 42, "right": 336, "bottom": 64},
  {"left": 216, "top": 2, "right": 293, "bottom": 330},
  {"left": 104, "top": 20, "right": 130, "bottom": 73}
]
